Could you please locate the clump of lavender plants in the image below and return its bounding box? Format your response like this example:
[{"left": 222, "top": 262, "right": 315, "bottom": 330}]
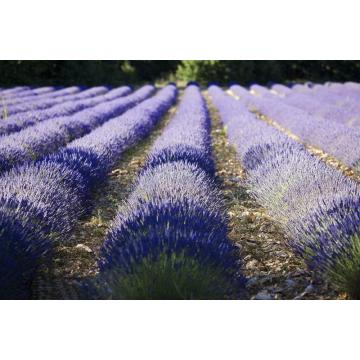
[
  {"left": 0, "top": 85, "right": 154, "bottom": 173},
  {"left": 0, "top": 86, "right": 132, "bottom": 136},
  {"left": 94, "top": 85, "right": 246, "bottom": 299},
  {"left": 0, "top": 85, "right": 177, "bottom": 299},
  {"left": 210, "top": 84, "right": 360, "bottom": 298}
]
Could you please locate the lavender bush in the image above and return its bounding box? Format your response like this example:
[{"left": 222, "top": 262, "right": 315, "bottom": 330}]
[
  {"left": 230, "top": 85, "right": 360, "bottom": 171},
  {"left": 3, "top": 86, "right": 106, "bottom": 116},
  {"left": 209, "top": 85, "right": 360, "bottom": 298},
  {"left": 0, "top": 87, "right": 75, "bottom": 106},
  {"left": 93, "top": 85, "right": 245, "bottom": 300},
  {"left": 0, "top": 86, "right": 31, "bottom": 96},
  {"left": 0, "top": 84, "right": 177, "bottom": 299},
  {"left": 0, "top": 85, "right": 153, "bottom": 173},
  {"left": 249, "top": 84, "right": 270, "bottom": 96},
  {"left": 271, "top": 84, "right": 291, "bottom": 96},
  {"left": 271, "top": 88, "right": 360, "bottom": 128},
  {"left": 144, "top": 84, "right": 214, "bottom": 175},
  {"left": 0, "top": 86, "right": 132, "bottom": 136},
  {"left": 0, "top": 87, "right": 58, "bottom": 106},
  {"left": 303, "top": 84, "right": 360, "bottom": 110}
]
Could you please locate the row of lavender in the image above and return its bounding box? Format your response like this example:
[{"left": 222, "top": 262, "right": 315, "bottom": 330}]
[
  {"left": 84, "top": 85, "right": 245, "bottom": 299},
  {"left": 0, "top": 86, "right": 58, "bottom": 105},
  {"left": 255, "top": 82, "right": 360, "bottom": 127},
  {"left": 230, "top": 84, "right": 360, "bottom": 172},
  {"left": 1, "top": 86, "right": 91, "bottom": 116},
  {"left": 1, "top": 86, "right": 72, "bottom": 105},
  {"left": 0, "top": 85, "right": 177, "bottom": 299},
  {"left": 284, "top": 82, "right": 360, "bottom": 114},
  {"left": 0, "top": 86, "right": 155, "bottom": 173},
  {"left": 0, "top": 87, "right": 133, "bottom": 136},
  {"left": 0, "top": 86, "right": 55, "bottom": 99},
  {"left": 209, "top": 85, "right": 360, "bottom": 298},
  {"left": 0, "top": 86, "right": 32, "bottom": 95}
]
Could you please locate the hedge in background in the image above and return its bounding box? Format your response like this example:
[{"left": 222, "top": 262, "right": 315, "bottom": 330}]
[{"left": 1, "top": 60, "right": 360, "bottom": 87}]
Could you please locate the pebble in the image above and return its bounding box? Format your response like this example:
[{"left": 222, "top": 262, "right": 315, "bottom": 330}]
[
  {"left": 253, "top": 291, "right": 274, "bottom": 300},
  {"left": 241, "top": 211, "right": 256, "bottom": 223},
  {"left": 246, "top": 259, "right": 259, "bottom": 270},
  {"left": 75, "top": 244, "right": 93, "bottom": 253}
]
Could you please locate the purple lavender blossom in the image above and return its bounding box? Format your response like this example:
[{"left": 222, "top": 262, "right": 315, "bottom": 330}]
[
  {"left": 271, "top": 84, "right": 292, "bottom": 96},
  {"left": 144, "top": 84, "right": 214, "bottom": 175},
  {"left": 0, "top": 86, "right": 132, "bottom": 136},
  {"left": 209, "top": 84, "right": 360, "bottom": 297},
  {"left": 291, "top": 84, "right": 310, "bottom": 92},
  {"left": 0, "top": 85, "right": 176, "bottom": 299},
  {"left": 0, "top": 87, "right": 58, "bottom": 105},
  {"left": 95, "top": 85, "right": 245, "bottom": 300},
  {"left": 67, "top": 85, "right": 176, "bottom": 173},
  {"left": 0, "top": 86, "right": 31, "bottom": 96},
  {"left": 0, "top": 86, "right": 153, "bottom": 173},
  {"left": 300, "top": 85, "right": 360, "bottom": 123},
  {"left": 230, "top": 84, "right": 360, "bottom": 170},
  {"left": 3, "top": 86, "right": 103, "bottom": 116},
  {"left": 249, "top": 84, "right": 270, "bottom": 96},
  {"left": 273, "top": 89, "right": 360, "bottom": 128}
]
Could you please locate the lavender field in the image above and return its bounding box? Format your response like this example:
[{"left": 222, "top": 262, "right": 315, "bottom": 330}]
[{"left": 1, "top": 82, "right": 360, "bottom": 300}]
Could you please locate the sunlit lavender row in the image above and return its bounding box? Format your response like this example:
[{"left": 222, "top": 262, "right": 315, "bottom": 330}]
[
  {"left": 88, "top": 84, "right": 245, "bottom": 299},
  {"left": 209, "top": 84, "right": 360, "bottom": 297},
  {"left": 230, "top": 84, "right": 360, "bottom": 170},
  {"left": 0, "top": 85, "right": 176, "bottom": 299},
  {"left": 0, "top": 86, "right": 155, "bottom": 173},
  {"left": 0, "top": 86, "right": 133, "bottom": 136},
  {"left": 0, "top": 81, "right": 359, "bottom": 299}
]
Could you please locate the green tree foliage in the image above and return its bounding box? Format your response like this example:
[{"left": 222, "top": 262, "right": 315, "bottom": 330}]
[
  {"left": 128, "top": 60, "right": 179, "bottom": 81},
  {"left": 176, "top": 60, "right": 283, "bottom": 85},
  {"left": 175, "top": 60, "right": 360, "bottom": 85},
  {"left": 0, "top": 60, "right": 359, "bottom": 87},
  {"left": 0, "top": 61, "right": 133, "bottom": 86}
]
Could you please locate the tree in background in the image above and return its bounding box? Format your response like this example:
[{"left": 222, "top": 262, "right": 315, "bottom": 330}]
[
  {"left": 0, "top": 61, "right": 133, "bottom": 86},
  {"left": 176, "top": 60, "right": 284, "bottom": 85},
  {"left": 0, "top": 60, "right": 359, "bottom": 87},
  {"left": 128, "top": 60, "right": 179, "bottom": 81},
  {"left": 0, "top": 60, "right": 180, "bottom": 86},
  {"left": 175, "top": 60, "right": 360, "bottom": 85}
]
